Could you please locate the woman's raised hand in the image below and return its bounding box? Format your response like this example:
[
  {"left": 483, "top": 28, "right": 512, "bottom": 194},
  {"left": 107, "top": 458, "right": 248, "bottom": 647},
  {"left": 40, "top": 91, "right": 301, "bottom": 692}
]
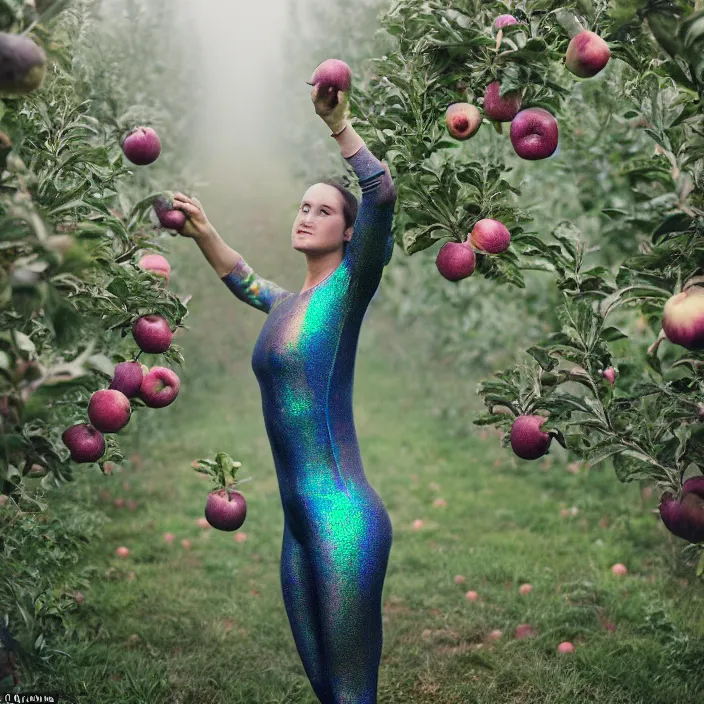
[
  {"left": 172, "top": 193, "right": 215, "bottom": 239},
  {"left": 311, "top": 83, "right": 349, "bottom": 133}
]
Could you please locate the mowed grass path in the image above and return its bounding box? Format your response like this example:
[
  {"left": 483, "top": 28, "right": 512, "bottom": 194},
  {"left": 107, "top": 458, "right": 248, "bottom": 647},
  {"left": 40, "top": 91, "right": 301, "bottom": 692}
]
[{"left": 35, "top": 299, "right": 704, "bottom": 704}]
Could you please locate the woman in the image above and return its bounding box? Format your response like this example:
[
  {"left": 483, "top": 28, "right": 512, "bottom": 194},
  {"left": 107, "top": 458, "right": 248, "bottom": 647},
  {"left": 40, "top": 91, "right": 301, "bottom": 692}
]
[{"left": 172, "top": 81, "right": 397, "bottom": 704}]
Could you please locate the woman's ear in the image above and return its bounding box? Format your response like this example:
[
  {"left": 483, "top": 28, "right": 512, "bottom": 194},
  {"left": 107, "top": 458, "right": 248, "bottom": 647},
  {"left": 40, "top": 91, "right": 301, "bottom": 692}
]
[{"left": 344, "top": 226, "right": 354, "bottom": 242}]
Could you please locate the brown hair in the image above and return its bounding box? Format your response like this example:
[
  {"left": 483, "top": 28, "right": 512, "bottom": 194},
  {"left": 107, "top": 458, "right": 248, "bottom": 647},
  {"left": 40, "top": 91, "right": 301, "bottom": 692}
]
[{"left": 318, "top": 179, "right": 358, "bottom": 250}]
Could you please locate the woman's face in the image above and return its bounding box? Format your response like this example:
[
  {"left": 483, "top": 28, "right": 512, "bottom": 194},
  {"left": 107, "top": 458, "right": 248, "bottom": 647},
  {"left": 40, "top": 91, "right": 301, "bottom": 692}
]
[{"left": 291, "top": 183, "right": 353, "bottom": 255}]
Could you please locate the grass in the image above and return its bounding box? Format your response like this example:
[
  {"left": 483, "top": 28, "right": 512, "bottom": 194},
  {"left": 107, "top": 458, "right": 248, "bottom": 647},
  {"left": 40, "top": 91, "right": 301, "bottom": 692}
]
[{"left": 17, "top": 297, "right": 704, "bottom": 704}]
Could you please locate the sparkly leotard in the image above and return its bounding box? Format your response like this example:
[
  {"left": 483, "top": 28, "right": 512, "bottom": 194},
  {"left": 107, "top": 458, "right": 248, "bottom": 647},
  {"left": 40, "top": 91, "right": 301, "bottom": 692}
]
[{"left": 221, "top": 145, "right": 396, "bottom": 704}]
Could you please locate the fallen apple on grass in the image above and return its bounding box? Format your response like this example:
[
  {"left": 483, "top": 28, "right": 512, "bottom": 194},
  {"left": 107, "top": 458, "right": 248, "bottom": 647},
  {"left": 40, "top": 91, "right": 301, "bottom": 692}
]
[{"left": 557, "top": 641, "right": 576, "bottom": 653}]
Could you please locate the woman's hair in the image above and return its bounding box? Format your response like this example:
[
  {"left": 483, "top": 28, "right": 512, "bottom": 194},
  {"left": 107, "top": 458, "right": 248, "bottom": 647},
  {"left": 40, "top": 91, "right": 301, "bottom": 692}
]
[{"left": 318, "top": 179, "right": 358, "bottom": 250}]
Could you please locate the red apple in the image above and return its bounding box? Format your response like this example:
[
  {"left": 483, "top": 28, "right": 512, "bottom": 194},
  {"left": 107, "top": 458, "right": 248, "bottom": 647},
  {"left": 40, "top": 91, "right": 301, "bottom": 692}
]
[
  {"left": 139, "top": 253, "right": 171, "bottom": 283},
  {"left": 487, "top": 629, "right": 503, "bottom": 641},
  {"left": 153, "top": 195, "right": 186, "bottom": 232},
  {"left": 483, "top": 81, "right": 522, "bottom": 122},
  {"left": 132, "top": 315, "right": 173, "bottom": 354},
  {"left": 566, "top": 30, "right": 611, "bottom": 78},
  {"left": 514, "top": 624, "right": 536, "bottom": 639},
  {"left": 659, "top": 476, "right": 704, "bottom": 543},
  {"left": 115, "top": 546, "right": 129, "bottom": 557},
  {"left": 62, "top": 423, "right": 106, "bottom": 463},
  {"left": 436, "top": 241, "right": 476, "bottom": 281},
  {"left": 88, "top": 389, "right": 131, "bottom": 433},
  {"left": 205, "top": 488, "right": 247, "bottom": 531},
  {"left": 465, "top": 590, "right": 479, "bottom": 601},
  {"left": 611, "top": 563, "right": 628, "bottom": 576},
  {"left": 510, "top": 108, "right": 558, "bottom": 160},
  {"left": 519, "top": 583, "right": 533, "bottom": 595},
  {"left": 109, "top": 361, "right": 144, "bottom": 398},
  {"left": 602, "top": 367, "right": 616, "bottom": 385},
  {"left": 164, "top": 532, "right": 175, "bottom": 543},
  {"left": 445, "top": 103, "right": 482, "bottom": 140},
  {"left": 139, "top": 366, "right": 181, "bottom": 408},
  {"left": 494, "top": 14, "right": 518, "bottom": 29},
  {"left": 557, "top": 641, "right": 575, "bottom": 653},
  {"left": 471, "top": 218, "right": 511, "bottom": 253},
  {"left": 307, "top": 58, "right": 351, "bottom": 92},
  {"left": 662, "top": 287, "right": 704, "bottom": 350},
  {"left": 0, "top": 32, "right": 46, "bottom": 94},
  {"left": 510, "top": 415, "right": 552, "bottom": 460},
  {"left": 121, "top": 127, "right": 161, "bottom": 165}
]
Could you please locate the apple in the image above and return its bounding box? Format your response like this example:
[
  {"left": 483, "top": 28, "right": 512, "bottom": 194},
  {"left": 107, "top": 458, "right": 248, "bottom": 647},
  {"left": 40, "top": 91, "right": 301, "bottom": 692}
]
[
  {"left": 494, "top": 14, "right": 518, "bottom": 29},
  {"left": 487, "top": 629, "right": 503, "bottom": 641},
  {"left": 611, "top": 563, "right": 628, "bottom": 576},
  {"left": 602, "top": 367, "right": 617, "bottom": 385},
  {"left": 565, "top": 30, "right": 611, "bottom": 78},
  {"left": 471, "top": 218, "right": 511, "bottom": 253},
  {"left": 519, "top": 583, "right": 533, "bottom": 595},
  {"left": 659, "top": 476, "right": 704, "bottom": 543},
  {"left": 557, "top": 641, "right": 575, "bottom": 653},
  {"left": 196, "top": 517, "right": 210, "bottom": 529},
  {"left": 307, "top": 58, "right": 352, "bottom": 92},
  {"left": 0, "top": 32, "right": 46, "bottom": 94},
  {"left": 445, "top": 103, "right": 482, "bottom": 140},
  {"left": 109, "top": 361, "right": 144, "bottom": 398},
  {"left": 412, "top": 519, "right": 423, "bottom": 529},
  {"left": 662, "top": 286, "right": 704, "bottom": 350},
  {"left": 465, "top": 590, "right": 479, "bottom": 601},
  {"left": 121, "top": 126, "right": 161, "bottom": 165},
  {"left": 205, "top": 488, "right": 247, "bottom": 531},
  {"left": 454, "top": 575, "right": 465, "bottom": 584},
  {"left": 514, "top": 624, "right": 536, "bottom": 639},
  {"left": 483, "top": 81, "right": 522, "bottom": 122},
  {"left": 235, "top": 532, "right": 248, "bottom": 543},
  {"left": 510, "top": 108, "right": 558, "bottom": 160},
  {"left": 115, "top": 546, "right": 129, "bottom": 558},
  {"left": 153, "top": 194, "right": 186, "bottom": 232},
  {"left": 436, "top": 241, "right": 476, "bottom": 281},
  {"left": 139, "top": 366, "right": 180, "bottom": 408},
  {"left": 510, "top": 415, "right": 552, "bottom": 460},
  {"left": 164, "top": 532, "right": 175, "bottom": 543},
  {"left": 62, "top": 423, "right": 106, "bottom": 463},
  {"left": 132, "top": 314, "right": 173, "bottom": 353},
  {"left": 138, "top": 253, "right": 171, "bottom": 283},
  {"left": 88, "top": 389, "right": 131, "bottom": 433}
]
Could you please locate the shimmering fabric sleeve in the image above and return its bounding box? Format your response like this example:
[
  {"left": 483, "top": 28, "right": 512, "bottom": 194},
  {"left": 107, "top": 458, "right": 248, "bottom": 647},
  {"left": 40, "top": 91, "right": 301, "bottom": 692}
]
[
  {"left": 220, "top": 255, "right": 292, "bottom": 314},
  {"left": 343, "top": 145, "right": 397, "bottom": 295}
]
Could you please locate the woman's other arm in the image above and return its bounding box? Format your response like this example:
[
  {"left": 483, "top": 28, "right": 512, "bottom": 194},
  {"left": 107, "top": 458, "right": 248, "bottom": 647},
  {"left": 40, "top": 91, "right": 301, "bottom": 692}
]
[{"left": 172, "top": 193, "right": 291, "bottom": 314}]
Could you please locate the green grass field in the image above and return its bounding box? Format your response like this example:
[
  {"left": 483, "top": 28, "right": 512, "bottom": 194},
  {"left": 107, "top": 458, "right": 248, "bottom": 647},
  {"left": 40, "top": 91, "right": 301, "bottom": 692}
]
[{"left": 27, "top": 287, "right": 704, "bottom": 703}]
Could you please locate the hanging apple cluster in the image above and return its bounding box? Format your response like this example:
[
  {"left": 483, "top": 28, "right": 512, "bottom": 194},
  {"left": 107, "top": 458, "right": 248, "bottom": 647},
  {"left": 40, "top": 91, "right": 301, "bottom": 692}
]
[
  {"left": 437, "top": 13, "right": 610, "bottom": 283},
  {"left": 61, "top": 127, "right": 184, "bottom": 464}
]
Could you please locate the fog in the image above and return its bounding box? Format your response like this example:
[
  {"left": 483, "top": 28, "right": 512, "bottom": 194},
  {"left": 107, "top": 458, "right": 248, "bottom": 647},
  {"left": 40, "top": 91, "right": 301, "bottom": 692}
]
[{"left": 185, "top": 0, "right": 314, "bottom": 212}]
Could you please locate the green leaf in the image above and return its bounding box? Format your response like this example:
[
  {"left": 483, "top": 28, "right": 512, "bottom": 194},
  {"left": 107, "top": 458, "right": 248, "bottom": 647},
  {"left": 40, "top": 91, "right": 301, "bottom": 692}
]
[
  {"left": 526, "top": 346, "right": 558, "bottom": 372},
  {"left": 601, "top": 327, "right": 629, "bottom": 342}
]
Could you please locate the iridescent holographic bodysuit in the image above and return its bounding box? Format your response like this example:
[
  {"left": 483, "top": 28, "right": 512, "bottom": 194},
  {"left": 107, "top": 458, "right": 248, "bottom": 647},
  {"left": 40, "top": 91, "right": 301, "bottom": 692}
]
[{"left": 221, "top": 145, "right": 396, "bottom": 703}]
